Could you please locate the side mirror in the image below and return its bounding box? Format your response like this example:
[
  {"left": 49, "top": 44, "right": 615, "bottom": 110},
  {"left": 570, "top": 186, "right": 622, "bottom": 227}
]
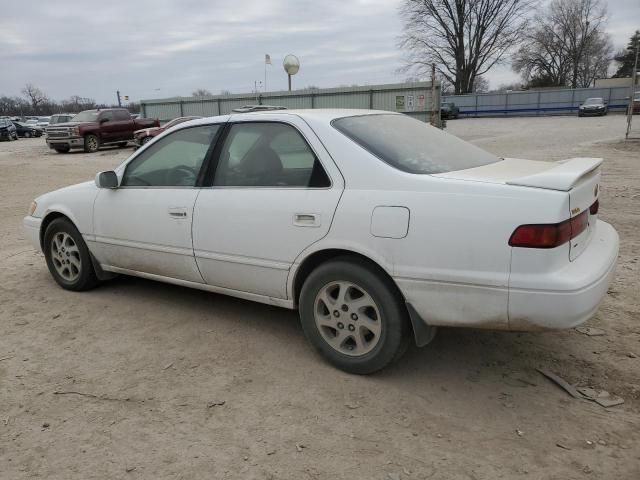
[{"left": 95, "top": 171, "right": 119, "bottom": 189}]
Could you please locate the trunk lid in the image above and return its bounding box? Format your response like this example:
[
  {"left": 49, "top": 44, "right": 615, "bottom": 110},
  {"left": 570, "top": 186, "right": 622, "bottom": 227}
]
[{"left": 435, "top": 157, "right": 602, "bottom": 261}]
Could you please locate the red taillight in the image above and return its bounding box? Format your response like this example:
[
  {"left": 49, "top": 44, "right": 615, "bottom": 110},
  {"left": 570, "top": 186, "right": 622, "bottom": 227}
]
[
  {"left": 509, "top": 210, "right": 589, "bottom": 248},
  {"left": 590, "top": 199, "right": 599, "bottom": 215}
]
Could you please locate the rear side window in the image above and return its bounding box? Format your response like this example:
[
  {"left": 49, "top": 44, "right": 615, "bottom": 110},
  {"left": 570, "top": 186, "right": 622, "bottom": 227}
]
[
  {"left": 113, "top": 110, "right": 130, "bottom": 121},
  {"left": 332, "top": 114, "right": 499, "bottom": 174},
  {"left": 213, "top": 122, "right": 330, "bottom": 188}
]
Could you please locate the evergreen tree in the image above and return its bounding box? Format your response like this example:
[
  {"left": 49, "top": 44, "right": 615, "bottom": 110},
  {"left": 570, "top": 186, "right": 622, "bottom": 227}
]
[{"left": 613, "top": 30, "right": 640, "bottom": 78}]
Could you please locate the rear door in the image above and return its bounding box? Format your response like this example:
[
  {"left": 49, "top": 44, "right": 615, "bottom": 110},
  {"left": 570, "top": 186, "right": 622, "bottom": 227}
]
[{"left": 192, "top": 114, "right": 344, "bottom": 299}]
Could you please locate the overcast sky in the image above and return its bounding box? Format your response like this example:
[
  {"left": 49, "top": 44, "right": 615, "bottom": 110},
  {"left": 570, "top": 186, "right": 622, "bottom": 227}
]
[{"left": 1, "top": 0, "right": 637, "bottom": 104}]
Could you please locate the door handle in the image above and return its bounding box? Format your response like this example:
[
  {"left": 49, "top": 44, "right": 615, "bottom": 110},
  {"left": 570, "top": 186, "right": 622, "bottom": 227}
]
[
  {"left": 293, "top": 213, "right": 320, "bottom": 227},
  {"left": 168, "top": 207, "right": 188, "bottom": 218}
]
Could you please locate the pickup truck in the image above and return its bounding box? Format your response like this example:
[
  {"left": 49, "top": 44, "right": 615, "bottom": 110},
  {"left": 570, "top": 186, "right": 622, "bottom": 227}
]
[{"left": 46, "top": 108, "right": 159, "bottom": 153}]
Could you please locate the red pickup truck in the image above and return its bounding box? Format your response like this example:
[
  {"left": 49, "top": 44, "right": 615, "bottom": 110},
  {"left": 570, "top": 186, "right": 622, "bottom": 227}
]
[{"left": 46, "top": 108, "right": 159, "bottom": 153}]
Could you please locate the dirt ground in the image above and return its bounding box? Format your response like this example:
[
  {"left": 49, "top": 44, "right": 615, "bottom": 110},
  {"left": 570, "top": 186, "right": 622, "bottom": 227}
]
[{"left": 1, "top": 115, "right": 639, "bottom": 479}]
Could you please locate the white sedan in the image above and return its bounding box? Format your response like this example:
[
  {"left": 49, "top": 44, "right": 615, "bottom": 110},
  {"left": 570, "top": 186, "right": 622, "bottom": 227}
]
[{"left": 23, "top": 110, "right": 619, "bottom": 374}]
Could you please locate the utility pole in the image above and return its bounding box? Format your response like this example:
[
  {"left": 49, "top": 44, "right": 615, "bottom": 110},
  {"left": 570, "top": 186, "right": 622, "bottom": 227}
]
[
  {"left": 430, "top": 63, "right": 439, "bottom": 128},
  {"left": 626, "top": 43, "right": 639, "bottom": 140},
  {"left": 116, "top": 90, "right": 122, "bottom": 107}
]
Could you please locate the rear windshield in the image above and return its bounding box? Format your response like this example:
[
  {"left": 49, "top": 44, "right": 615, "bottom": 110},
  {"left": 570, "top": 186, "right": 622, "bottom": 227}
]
[{"left": 332, "top": 114, "right": 499, "bottom": 174}]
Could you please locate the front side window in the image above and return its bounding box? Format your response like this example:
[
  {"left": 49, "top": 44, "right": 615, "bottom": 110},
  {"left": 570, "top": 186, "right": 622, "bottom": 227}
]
[
  {"left": 122, "top": 125, "right": 220, "bottom": 187},
  {"left": 100, "top": 111, "right": 114, "bottom": 122},
  {"left": 213, "top": 122, "right": 330, "bottom": 187},
  {"left": 333, "top": 114, "right": 499, "bottom": 174}
]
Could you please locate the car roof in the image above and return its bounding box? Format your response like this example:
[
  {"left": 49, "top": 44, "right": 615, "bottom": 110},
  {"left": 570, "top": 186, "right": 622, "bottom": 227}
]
[{"left": 184, "top": 109, "right": 399, "bottom": 128}]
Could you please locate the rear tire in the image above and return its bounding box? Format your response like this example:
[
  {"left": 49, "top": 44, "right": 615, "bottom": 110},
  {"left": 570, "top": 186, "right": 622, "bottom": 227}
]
[
  {"left": 43, "top": 218, "right": 98, "bottom": 291},
  {"left": 299, "top": 258, "right": 410, "bottom": 374},
  {"left": 141, "top": 136, "right": 152, "bottom": 145},
  {"left": 84, "top": 134, "right": 99, "bottom": 153},
  {"left": 24, "top": 131, "right": 31, "bottom": 138}
]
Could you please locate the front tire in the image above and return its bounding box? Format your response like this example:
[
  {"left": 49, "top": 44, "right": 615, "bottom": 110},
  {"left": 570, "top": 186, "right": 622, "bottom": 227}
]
[
  {"left": 24, "top": 131, "right": 31, "bottom": 138},
  {"left": 299, "top": 258, "right": 410, "bottom": 374},
  {"left": 43, "top": 218, "right": 98, "bottom": 291},
  {"left": 84, "top": 134, "right": 100, "bottom": 153}
]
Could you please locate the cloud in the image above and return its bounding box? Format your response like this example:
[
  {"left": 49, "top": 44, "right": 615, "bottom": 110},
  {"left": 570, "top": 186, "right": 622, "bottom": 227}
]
[{"left": 0, "top": 0, "right": 635, "bottom": 103}]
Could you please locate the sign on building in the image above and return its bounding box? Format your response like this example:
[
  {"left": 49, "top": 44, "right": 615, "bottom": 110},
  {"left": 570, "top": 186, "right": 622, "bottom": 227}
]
[
  {"left": 395, "top": 95, "right": 405, "bottom": 110},
  {"left": 407, "top": 95, "right": 415, "bottom": 110}
]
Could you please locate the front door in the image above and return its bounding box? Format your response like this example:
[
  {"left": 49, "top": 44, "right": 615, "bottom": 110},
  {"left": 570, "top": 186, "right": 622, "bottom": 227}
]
[
  {"left": 92, "top": 124, "right": 221, "bottom": 282},
  {"left": 192, "top": 117, "right": 344, "bottom": 299}
]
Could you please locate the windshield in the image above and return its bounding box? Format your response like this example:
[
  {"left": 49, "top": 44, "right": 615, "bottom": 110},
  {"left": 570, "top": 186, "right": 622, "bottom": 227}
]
[
  {"left": 72, "top": 111, "right": 99, "bottom": 122},
  {"left": 332, "top": 114, "right": 500, "bottom": 174},
  {"left": 584, "top": 98, "right": 603, "bottom": 105}
]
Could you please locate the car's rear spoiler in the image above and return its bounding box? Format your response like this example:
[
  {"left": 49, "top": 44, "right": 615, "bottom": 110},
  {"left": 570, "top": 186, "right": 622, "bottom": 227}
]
[{"left": 506, "top": 157, "right": 602, "bottom": 191}]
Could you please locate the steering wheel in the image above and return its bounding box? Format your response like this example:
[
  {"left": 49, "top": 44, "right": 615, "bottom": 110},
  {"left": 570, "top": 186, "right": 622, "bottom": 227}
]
[
  {"left": 166, "top": 165, "right": 196, "bottom": 186},
  {"left": 124, "top": 175, "right": 151, "bottom": 186}
]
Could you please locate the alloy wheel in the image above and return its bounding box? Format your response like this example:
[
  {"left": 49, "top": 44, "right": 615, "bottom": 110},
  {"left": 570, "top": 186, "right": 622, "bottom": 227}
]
[
  {"left": 50, "top": 232, "right": 81, "bottom": 282},
  {"left": 87, "top": 136, "right": 98, "bottom": 151},
  {"left": 314, "top": 281, "right": 382, "bottom": 356}
]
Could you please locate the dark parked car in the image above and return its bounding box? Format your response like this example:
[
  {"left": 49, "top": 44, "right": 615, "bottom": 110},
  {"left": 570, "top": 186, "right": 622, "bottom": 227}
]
[
  {"left": 134, "top": 116, "right": 203, "bottom": 146},
  {"left": 45, "top": 108, "right": 160, "bottom": 153},
  {"left": 578, "top": 98, "right": 607, "bottom": 117},
  {"left": 630, "top": 91, "right": 640, "bottom": 115},
  {"left": 0, "top": 119, "right": 18, "bottom": 141},
  {"left": 441, "top": 102, "right": 460, "bottom": 119},
  {"left": 12, "top": 121, "right": 43, "bottom": 137}
]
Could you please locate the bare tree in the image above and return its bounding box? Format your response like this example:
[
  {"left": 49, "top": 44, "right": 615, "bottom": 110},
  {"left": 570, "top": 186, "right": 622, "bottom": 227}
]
[
  {"left": 513, "top": 0, "right": 612, "bottom": 88},
  {"left": 474, "top": 76, "right": 490, "bottom": 93},
  {"left": 192, "top": 88, "right": 213, "bottom": 97},
  {"left": 60, "top": 95, "right": 97, "bottom": 113},
  {"left": 219, "top": 89, "right": 232, "bottom": 96},
  {"left": 21, "top": 83, "right": 48, "bottom": 112},
  {"left": 399, "top": 0, "right": 532, "bottom": 94}
]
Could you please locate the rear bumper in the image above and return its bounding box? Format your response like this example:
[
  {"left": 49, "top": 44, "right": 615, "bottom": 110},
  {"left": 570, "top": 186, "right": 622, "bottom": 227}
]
[
  {"left": 508, "top": 220, "right": 618, "bottom": 330},
  {"left": 23, "top": 216, "right": 42, "bottom": 251}
]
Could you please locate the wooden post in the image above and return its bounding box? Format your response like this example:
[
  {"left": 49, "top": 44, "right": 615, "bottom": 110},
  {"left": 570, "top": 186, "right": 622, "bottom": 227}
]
[{"left": 626, "top": 44, "right": 639, "bottom": 139}]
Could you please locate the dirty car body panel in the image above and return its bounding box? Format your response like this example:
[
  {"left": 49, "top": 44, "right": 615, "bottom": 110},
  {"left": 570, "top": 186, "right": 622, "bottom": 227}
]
[{"left": 25, "top": 109, "right": 618, "bottom": 341}]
